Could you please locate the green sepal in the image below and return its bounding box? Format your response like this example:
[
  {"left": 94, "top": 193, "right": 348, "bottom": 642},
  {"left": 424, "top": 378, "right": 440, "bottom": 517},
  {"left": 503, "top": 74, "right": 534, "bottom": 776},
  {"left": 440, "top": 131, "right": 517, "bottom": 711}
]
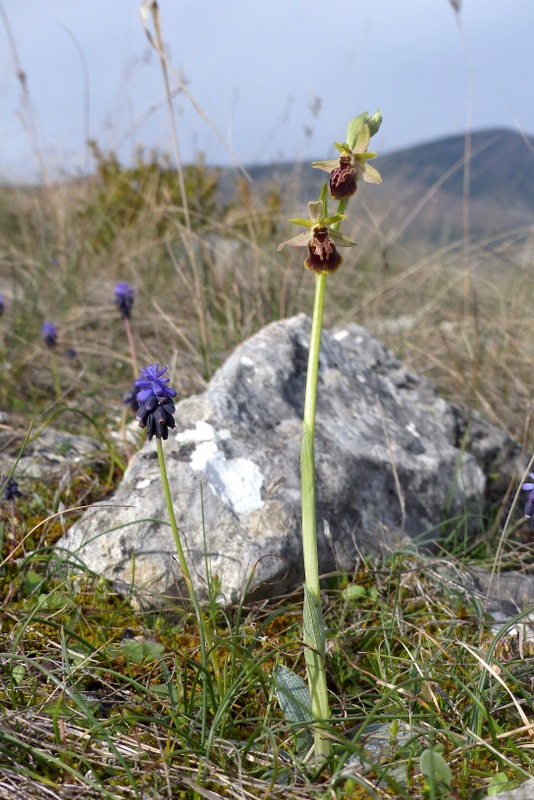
[
  {"left": 346, "top": 112, "right": 369, "bottom": 150},
  {"left": 357, "top": 150, "right": 377, "bottom": 161},
  {"left": 322, "top": 213, "right": 346, "bottom": 226},
  {"left": 367, "top": 109, "right": 383, "bottom": 137},
  {"left": 289, "top": 217, "right": 314, "bottom": 228},
  {"left": 346, "top": 109, "right": 382, "bottom": 149},
  {"left": 277, "top": 231, "right": 312, "bottom": 250},
  {"left": 329, "top": 229, "right": 356, "bottom": 247},
  {"left": 319, "top": 183, "right": 328, "bottom": 218},
  {"left": 311, "top": 158, "right": 339, "bottom": 173}
]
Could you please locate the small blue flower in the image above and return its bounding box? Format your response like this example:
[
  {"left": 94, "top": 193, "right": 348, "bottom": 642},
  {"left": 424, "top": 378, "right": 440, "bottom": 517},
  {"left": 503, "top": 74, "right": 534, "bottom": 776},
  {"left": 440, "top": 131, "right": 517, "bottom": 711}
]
[
  {"left": 114, "top": 282, "right": 134, "bottom": 320},
  {"left": 135, "top": 364, "right": 177, "bottom": 440},
  {"left": 0, "top": 296, "right": 5, "bottom": 316},
  {"left": 135, "top": 364, "right": 177, "bottom": 404},
  {"left": 136, "top": 395, "right": 176, "bottom": 440},
  {"left": 41, "top": 321, "right": 57, "bottom": 348},
  {"left": 522, "top": 473, "right": 534, "bottom": 528},
  {"left": 1, "top": 475, "right": 21, "bottom": 502}
]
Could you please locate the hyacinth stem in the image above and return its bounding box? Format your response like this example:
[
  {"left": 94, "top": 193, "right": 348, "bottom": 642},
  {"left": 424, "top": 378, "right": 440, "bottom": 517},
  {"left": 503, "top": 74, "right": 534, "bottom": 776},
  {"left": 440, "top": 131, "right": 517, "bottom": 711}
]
[
  {"left": 9, "top": 498, "right": 16, "bottom": 541},
  {"left": 50, "top": 350, "right": 61, "bottom": 401},
  {"left": 155, "top": 438, "right": 218, "bottom": 679},
  {"left": 301, "top": 271, "right": 330, "bottom": 760},
  {"left": 123, "top": 317, "right": 139, "bottom": 380}
]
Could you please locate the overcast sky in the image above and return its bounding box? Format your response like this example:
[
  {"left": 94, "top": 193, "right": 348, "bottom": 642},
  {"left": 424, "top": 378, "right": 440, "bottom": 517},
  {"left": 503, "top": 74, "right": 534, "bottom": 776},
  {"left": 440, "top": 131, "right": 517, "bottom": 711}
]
[{"left": 0, "top": 0, "right": 532, "bottom": 182}]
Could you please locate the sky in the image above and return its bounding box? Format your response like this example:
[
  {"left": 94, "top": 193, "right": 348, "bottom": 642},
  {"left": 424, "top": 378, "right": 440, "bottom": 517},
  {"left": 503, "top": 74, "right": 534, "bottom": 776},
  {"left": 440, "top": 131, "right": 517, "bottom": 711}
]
[{"left": 0, "top": 0, "right": 533, "bottom": 182}]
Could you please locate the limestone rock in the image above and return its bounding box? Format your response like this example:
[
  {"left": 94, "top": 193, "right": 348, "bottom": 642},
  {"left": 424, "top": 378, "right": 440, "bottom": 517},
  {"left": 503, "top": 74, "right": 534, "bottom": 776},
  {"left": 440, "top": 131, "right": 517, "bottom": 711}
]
[
  {"left": 57, "top": 315, "right": 522, "bottom": 606},
  {"left": 0, "top": 422, "right": 101, "bottom": 484},
  {"left": 479, "top": 776, "right": 534, "bottom": 800}
]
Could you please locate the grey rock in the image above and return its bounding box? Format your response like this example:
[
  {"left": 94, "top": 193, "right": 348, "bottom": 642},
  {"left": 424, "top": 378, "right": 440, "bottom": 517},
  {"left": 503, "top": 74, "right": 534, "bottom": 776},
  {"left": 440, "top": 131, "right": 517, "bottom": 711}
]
[
  {"left": 57, "top": 314, "right": 523, "bottom": 606},
  {"left": 446, "top": 565, "right": 534, "bottom": 631},
  {"left": 0, "top": 423, "right": 101, "bottom": 484},
  {"left": 479, "top": 776, "right": 534, "bottom": 800},
  {"left": 344, "top": 721, "right": 425, "bottom": 786}
]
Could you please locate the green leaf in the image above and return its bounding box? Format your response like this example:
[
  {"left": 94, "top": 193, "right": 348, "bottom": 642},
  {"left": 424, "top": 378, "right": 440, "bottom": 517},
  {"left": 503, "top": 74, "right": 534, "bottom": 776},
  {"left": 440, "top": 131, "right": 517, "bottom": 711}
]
[
  {"left": 274, "top": 664, "right": 313, "bottom": 724},
  {"left": 342, "top": 584, "right": 366, "bottom": 601},
  {"left": 368, "top": 587, "right": 379, "bottom": 601},
  {"left": 274, "top": 664, "right": 313, "bottom": 755},
  {"left": 121, "top": 638, "right": 166, "bottom": 664},
  {"left": 22, "top": 570, "right": 43, "bottom": 597},
  {"left": 303, "top": 585, "right": 325, "bottom": 659},
  {"left": 342, "top": 584, "right": 380, "bottom": 602},
  {"left": 419, "top": 748, "right": 453, "bottom": 788},
  {"left": 12, "top": 664, "right": 26, "bottom": 686},
  {"left": 487, "top": 773, "right": 516, "bottom": 796}
]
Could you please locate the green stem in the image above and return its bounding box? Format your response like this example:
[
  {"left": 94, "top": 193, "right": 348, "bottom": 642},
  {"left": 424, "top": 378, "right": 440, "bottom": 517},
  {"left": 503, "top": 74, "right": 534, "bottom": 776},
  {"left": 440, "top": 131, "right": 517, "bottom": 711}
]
[
  {"left": 50, "top": 350, "right": 61, "bottom": 401},
  {"left": 301, "top": 271, "right": 330, "bottom": 760},
  {"left": 302, "top": 273, "right": 326, "bottom": 595},
  {"left": 123, "top": 317, "right": 139, "bottom": 380},
  {"left": 155, "top": 438, "right": 219, "bottom": 683}
]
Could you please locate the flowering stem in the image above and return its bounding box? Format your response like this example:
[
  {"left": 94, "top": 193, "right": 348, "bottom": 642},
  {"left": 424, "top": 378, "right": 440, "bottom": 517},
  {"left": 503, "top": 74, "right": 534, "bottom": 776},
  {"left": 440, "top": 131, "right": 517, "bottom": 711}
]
[
  {"left": 123, "top": 318, "right": 139, "bottom": 380},
  {"left": 50, "top": 351, "right": 61, "bottom": 401},
  {"left": 155, "top": 438, "right": 219, "bottom": 681},
  {"left": 301, "top": 271, "right": 330, "bottom": 760},
  {"left": 9, "top": 498, "right": 16, "bottom": 542}
]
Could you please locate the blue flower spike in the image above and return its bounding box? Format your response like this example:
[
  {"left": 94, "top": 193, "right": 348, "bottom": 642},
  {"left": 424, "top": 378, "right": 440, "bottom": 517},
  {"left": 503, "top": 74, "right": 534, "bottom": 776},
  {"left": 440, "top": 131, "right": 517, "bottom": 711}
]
[
  {"left": 522, "top": 474, "right": 534, "bottom": 528},
  {"left": 1, "top": 475, "right": 22, "bottom": 502},
  {"left": 41, "top": 322, "right": 57, "bottom": 348},
  {"left": 114, "top": 282, "right": 135, "bottom": 320},
  {"left": 135, "top": 364, "right": 177, "bottom": 440}
]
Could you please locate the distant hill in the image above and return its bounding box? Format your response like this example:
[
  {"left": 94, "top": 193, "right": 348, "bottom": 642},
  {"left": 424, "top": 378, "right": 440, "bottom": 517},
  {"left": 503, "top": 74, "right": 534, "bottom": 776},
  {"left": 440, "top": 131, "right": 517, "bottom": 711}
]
[
  {"left": 223, "top": 128, "right": 534, "bottom": 253},
  {"left": 376, "top": 128, "right": 534, "bottom": 248}
]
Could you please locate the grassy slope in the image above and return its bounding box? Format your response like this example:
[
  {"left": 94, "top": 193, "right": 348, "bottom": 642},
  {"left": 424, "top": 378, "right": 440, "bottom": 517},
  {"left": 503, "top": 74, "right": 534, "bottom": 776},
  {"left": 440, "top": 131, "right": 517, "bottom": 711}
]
[{"left": 0, "top": 129, "right": 534, "bottom": 798}]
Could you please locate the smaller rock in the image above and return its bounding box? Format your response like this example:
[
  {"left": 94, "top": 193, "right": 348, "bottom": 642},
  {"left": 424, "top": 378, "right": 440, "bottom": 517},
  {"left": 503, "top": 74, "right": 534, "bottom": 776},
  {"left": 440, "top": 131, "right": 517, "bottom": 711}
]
[
  {"left": 0, "top": 423, "right": 101, "bottom": 483},
  {"left": 480, "top": 776, "right": 534, "bottom": 800}
]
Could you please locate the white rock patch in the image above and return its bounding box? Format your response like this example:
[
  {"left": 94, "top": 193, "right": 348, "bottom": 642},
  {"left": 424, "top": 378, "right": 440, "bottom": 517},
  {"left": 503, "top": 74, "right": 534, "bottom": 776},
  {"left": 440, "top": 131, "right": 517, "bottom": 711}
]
[{"left": 184, "top": 427, "right": 264, "bottom": 515}]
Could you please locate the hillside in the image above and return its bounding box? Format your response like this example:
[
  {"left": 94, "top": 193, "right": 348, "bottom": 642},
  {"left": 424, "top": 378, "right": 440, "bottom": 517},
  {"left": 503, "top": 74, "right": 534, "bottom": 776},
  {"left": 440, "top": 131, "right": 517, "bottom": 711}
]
[{"left": 224, "top": 128, "right": 534, "bottom": 254}]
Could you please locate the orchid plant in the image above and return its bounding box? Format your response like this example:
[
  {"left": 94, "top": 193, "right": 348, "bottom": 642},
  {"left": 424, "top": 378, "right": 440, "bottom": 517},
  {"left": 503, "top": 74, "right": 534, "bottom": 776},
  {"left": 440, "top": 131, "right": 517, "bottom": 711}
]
[{"left": 277, "top": 110, "right": 382, "bottom": 761}]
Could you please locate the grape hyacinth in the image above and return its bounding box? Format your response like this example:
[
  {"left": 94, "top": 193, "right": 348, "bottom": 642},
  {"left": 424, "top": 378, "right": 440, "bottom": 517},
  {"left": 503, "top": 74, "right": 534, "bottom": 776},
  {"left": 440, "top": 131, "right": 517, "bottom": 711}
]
[
  {"left": 2, "top": 473, "right": 21, "bottom": 543},
  {"left": 115, "top": 281, "right": 139, "bottom": 380},
  {"left": 1, "top": 475, "right": 21, "bottom": 501},
  {"left": 132, "top": 361, "right": 216, "bottom": 681},
  {"left": 522, "top": 473, "right": 534, "bottom": 529},
  {"left": 135, "top": 364, "right": 177, "bottom": 440},
  {"left": 114, "top": 282, "right": 135, "bottom": 320},
  {"left": 41, "top": 322, "right": 57, "bottom": 348}
]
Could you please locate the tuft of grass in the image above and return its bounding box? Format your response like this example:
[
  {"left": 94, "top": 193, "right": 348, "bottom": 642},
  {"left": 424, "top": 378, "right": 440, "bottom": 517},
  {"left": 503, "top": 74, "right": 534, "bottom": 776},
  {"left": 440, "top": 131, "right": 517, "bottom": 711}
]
[{"left": 3, "top": 517, "right": 534, "bottom": 798}]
